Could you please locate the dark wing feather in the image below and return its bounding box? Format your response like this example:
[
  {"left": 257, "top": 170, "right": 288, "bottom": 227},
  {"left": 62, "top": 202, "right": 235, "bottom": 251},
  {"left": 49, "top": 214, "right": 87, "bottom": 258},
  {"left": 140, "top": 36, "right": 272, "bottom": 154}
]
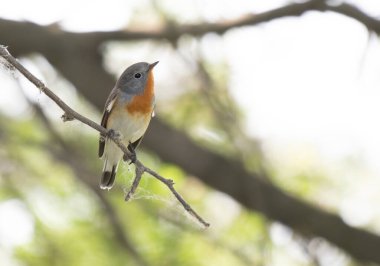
[
  {"left": 98, "top": 88, "right": 119, "bottom": 158},
  {"left": 98, "top": 112, "right": 109, "bottom": 158},
  {"left": 128, "top": 136, "right": 143, "bottom": 153}
]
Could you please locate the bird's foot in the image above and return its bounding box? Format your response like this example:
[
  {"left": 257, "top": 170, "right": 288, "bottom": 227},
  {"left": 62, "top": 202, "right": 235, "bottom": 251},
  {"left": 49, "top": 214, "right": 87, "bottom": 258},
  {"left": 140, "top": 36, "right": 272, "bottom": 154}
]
[
  {"left": 107, "top": 129, "right": 122, "bottom": 140},
  {"left": 123, "top": 142, "right": 137, "bottom": 164}
]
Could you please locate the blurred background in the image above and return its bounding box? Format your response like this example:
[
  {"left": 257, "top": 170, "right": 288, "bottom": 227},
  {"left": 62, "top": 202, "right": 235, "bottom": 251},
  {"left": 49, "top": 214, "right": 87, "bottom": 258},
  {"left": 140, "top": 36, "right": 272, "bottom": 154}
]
[{"left": 1, "top": 0, "right": 380, "bottom": 265}]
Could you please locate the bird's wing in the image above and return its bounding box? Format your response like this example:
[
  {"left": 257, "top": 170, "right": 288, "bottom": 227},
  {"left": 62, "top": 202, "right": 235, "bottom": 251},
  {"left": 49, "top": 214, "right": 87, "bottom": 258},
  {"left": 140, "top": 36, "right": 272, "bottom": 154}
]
[{"left": 98, "top": 88, "right": 118, "bottom": 158}]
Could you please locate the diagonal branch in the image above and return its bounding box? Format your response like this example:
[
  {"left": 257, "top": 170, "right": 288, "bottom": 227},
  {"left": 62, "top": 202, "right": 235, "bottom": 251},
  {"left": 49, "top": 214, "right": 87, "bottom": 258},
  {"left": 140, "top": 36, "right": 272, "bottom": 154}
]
[{"left": 0, "top": 45, "right": 209, "bottom": 228}]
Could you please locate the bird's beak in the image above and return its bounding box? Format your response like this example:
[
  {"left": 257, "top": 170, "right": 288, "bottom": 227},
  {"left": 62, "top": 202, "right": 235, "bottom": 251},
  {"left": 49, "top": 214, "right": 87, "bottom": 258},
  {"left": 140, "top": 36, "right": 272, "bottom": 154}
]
[{"left": 148, "top": 61, "right": 159, "bottom": 71}]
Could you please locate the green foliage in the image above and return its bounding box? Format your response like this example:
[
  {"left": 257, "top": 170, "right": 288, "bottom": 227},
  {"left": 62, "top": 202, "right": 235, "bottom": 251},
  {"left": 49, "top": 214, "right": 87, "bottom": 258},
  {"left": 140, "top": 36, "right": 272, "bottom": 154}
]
[{"left": 0, "top": 114, "right": 274, "bottom": 266}]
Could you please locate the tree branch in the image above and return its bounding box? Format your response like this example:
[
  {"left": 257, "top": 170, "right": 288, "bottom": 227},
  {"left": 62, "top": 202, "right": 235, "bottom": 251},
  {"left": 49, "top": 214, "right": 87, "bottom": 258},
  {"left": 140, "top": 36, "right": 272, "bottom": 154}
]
[
  {"left": 2, "top": 0, "right": 378, "bottom": 49},
  {"left": 2, "top": 1, "right": 379, "bottom": 113},
  {"left": 0, "top": 1, "right": 323, "bottom": 49},
  {"left": 324, "top": 1, "right": 380, "bottom": 33},
  {"left": 80, "top": 0, "right": 325, "bottom": 42},
  {"left": 0, "top": 45, "right": 209, "bottom": 228}
]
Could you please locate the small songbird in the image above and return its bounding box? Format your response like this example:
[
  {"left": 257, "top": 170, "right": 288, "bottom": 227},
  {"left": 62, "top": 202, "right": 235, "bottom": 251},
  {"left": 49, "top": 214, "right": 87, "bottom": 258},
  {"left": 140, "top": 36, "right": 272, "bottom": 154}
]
[{"left": 98, "top": 61, "right": 158, "bottom": 189}]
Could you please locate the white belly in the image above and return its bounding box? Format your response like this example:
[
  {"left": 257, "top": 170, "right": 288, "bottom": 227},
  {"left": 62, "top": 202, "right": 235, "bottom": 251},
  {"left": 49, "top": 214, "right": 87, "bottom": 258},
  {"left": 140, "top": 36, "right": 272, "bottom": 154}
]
[
  {"left": 107, "top": 111, "right": 151, "bottom": 145},
  {"left": 102, "top": 110, "right": 151, "bottom": 169}
]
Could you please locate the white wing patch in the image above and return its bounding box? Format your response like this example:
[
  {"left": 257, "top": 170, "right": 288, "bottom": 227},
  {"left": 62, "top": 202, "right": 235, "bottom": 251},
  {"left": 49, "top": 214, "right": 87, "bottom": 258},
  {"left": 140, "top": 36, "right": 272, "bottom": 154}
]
[{"left": 106, "top": 98, "right": 116, "bottom": 112}]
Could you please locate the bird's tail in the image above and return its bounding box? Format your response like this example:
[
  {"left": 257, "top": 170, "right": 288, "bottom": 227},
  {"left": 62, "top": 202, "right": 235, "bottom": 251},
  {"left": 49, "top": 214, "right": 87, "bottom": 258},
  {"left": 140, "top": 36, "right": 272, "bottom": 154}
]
[{"left": 100, "top": 159, "right": 118, "bottom": 190}]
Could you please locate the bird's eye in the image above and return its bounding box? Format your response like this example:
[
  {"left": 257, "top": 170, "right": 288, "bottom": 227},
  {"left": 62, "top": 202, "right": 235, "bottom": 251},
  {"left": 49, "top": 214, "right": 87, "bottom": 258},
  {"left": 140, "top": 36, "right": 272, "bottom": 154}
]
[{"left": 134, "top": 73, "right": 142, "bottom": 79}]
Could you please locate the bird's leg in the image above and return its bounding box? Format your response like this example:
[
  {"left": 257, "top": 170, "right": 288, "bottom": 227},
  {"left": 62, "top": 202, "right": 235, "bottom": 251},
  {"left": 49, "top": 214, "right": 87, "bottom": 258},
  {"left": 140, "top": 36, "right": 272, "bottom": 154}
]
[
  {"left": 123, "top": 141, "right": 137, "bottom": 164},
  {"left": 107, "top": 129, "right": 122, "bottom": 140}
]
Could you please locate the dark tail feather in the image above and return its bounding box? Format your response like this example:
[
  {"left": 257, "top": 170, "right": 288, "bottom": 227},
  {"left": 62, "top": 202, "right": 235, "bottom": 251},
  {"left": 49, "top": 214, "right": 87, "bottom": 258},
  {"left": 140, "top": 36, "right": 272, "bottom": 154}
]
[{"left": 100, "top": 165, "right": 117, "bottom": 190}]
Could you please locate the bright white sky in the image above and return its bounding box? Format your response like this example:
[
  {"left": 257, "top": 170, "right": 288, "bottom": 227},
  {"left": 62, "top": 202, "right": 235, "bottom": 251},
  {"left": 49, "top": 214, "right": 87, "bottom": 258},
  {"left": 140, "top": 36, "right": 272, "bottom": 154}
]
[
  {"left": 1, "top": 0, "right": 380, "bottom": 264},
  {"left": 1, "top": 0, "right": 378, "bottom": 163}
]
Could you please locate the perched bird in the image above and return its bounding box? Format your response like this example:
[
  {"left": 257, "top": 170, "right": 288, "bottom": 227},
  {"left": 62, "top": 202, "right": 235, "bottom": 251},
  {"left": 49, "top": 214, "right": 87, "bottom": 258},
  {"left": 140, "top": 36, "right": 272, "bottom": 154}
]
[{"left": 98, "top": 61, "right": 158, "bottom": 189}]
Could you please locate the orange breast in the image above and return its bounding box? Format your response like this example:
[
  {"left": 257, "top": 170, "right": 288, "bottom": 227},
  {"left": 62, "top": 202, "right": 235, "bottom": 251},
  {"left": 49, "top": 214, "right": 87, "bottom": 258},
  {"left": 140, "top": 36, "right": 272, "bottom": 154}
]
[{"left": 126, "top": 71, "right": 154, "bottom": 115}]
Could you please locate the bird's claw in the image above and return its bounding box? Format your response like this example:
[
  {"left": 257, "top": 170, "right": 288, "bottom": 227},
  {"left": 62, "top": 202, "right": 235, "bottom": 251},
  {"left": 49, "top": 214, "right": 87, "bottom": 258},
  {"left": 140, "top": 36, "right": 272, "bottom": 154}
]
[
  {"left": 123, "top": 151, "right": 136, "bottom": 164},
  {"left": 123, "top": 141, "right": 137, "bottom": 164}
]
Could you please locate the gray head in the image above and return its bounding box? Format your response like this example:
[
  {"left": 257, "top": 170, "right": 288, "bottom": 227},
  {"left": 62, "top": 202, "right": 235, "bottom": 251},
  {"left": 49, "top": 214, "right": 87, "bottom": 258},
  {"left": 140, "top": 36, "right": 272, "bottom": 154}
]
[{"left": 116, "top": 61, "right": 159, "bottom": 95}]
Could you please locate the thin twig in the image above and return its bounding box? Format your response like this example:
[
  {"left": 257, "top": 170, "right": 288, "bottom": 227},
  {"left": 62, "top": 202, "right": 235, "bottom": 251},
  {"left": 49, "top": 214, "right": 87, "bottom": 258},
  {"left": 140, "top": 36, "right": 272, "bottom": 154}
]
[
  {"left": 0, "top": 45, "right": 209, "bottom": 228},
  {"left": 139, "top": 161, "right": 210, "bottom": 227},
  {"left": 125, "top": 165, "right": 144, "bottom": 201}
]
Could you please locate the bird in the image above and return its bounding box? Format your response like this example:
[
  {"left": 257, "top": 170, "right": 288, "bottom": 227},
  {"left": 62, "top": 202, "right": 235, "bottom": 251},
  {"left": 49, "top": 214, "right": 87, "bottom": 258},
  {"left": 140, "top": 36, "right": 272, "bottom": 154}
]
[{"left": 98, "top": 61, "right": 158, "bottom": 190}]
